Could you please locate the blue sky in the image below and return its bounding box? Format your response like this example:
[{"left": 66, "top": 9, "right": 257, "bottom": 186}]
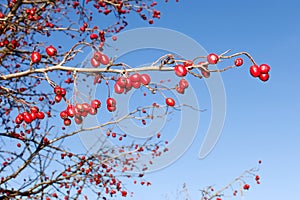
[{"left": 116, "top": 0, "right": 300, "bottom": 199}]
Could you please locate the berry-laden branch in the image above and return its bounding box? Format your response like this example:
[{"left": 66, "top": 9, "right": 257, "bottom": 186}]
[
  {"left": 200, "top": 161, "right": 262, "bottom": 200},
  {"left": 0, "top": 0, "right": 269, "bottom": 199}
]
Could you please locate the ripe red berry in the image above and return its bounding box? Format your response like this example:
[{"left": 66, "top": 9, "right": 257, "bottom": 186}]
[
  {"left": 36, "top": 112, "right": 45, "bottom": 119},
  {"left": 23, "top": 112, "right": 33, "bottom": 124},
  {"left": 174, "top": 64, "right": 187, "bottom": 77},
  {"left": 106, "top": 97, "right": 116, "bottom": 107},
  {"left": 259, "top": 73, "right": 269, "bottom": 82},
  {"left": 64, "top": 118, "right": 71, "bottom": 126},
  {"left": 91, "top": 57, "right": 101, "bottom": 67},
  {"left": 91, "top": 99, "right": 101, "bottom": 109},
  {"left": 129, "top": 73, "right": 141, "bottom": 82},
  {"left": 259, "top": 64, "right": 270, "bottom": 74},
  {"left": 31, "top": 52, "right": 41, "bottom": 63},
  {"left": 234, "top": 58, "right": 244, "bottom": 66},
  {"left": 30, "top": 106, "right": 39, "bottom": 113},
  {"left": 114, "top": 83, "right": 124, "bottom": 94},
  {"left": 55, "top": 95, "right": 62, "bottom": 103},
  {"left": 100, "top": 53, "right": 109, "bottom": 65},
  {"left": 66, "top": 105, "right": 75, "bottom": 117},
  {"left": 60, "top": 111, "right": 68, "bottom": 119},
  {"left": 54, "top": 86, "right": 61, "bottom": 95},
  {"left": 116, "top": 77, "right": 127, "bottom": 88},
  {"left": 140, "top": 74, "right": 151, "bottom": 85},
  {"left": 207, "top": 53, "right": 219, "bottom": 64},
  {"left": 46, "top": 45, "right": 57, "bottom": 57},
  {"left": 243, "top": 184, "right": 250, "bottom": 190},
  {"left": 249, "top": 65, "right": 261, "bottom": 77},
  {"left": 90, "top": 33, "right": 98, "bottom": 39},
  {"left": 121, "top": 190, "right": 127, "bottom": 197},
  {"left": 107, "top": 106, "right": 116, "bottom": 112},
  {"left": 179, "top": 79, "right": 189, "bottom": 89},
  {"left": 131, "top": 81, "right": 141, "bottom": 89},
  {"left": 166, "top": 98, "right": 175, "bottom": 107},
  {"left": 17, "top": 143, "right": 21, "bottom": 148}
]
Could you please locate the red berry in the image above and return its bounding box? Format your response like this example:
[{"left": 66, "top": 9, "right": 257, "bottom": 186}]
[
  {"left": 64, "top": 118, "right": 71, "bottom": 126},
  {"left": 259, "top": 64, "right": 270, "bottom": 74},
  {"left": 55, "top": 95, "right": 62, "bottom": 103},
  {"left": 207, "top": 53, "right": 219, "bottom": 64},
  {"left": 23, "top": 112, "right": 33, "bottom": 124},
  {"left": 107, "top": 106, "right": 116, "bottom": 112},
  {"left": 174, "top": 64, "right": 187, "bottom": 77},
  {"left": 89, "top": 107, "right": 97, "bottom": 115},
  {"left": 15, "top": 115, "right": 23, "bottom": 124},
  {"left": 60, "top": 88, "right": 66, "bottom": 97},
  {"left": 46, "top": 45, "right": 57, "bottom": 57},
  {"left": 114, "top": 83, "right": 124, "bottom": 94},
  {"left": 60, "top": 111, "right": 68, "bottom": 119},
  {"left": 166, "top": 98, "right": 175, "bottom": 107},
  {"left": 17, "top": 143, "right": 21, "bottom": 148},
  {"left": 129, "top": 73, "right": 141, "bottom": 82},
  {"left": 36, "top": 112, "right": 45, "bottom": 119},
  {"left": 91, "top": 57, "right": 101, "bottom": 67},
  {"left": 176, "top": 86, "right": 185, "bottom": 94},
  {"left": 140, "top": 74, "right": 151, "bottom": 85},
  {"left": 259, "top": 73, "right": 269, "bottom": 82},
  {"left": 54, "top": 86, "right": 61, "bottom": 95},
  {"left": 121, "top": 191, "right": 127, "bottom": 197},
  {"left": 234, "top": 58, "right": 243, "bottom": 66},
  {"left": 31, "top": 52, "right": 41, "bottom": 63},
  {"left": 74, "top": 116, "right": 83, "bottom": 124},
  {"left": 30, "top": 112, "right": 37, "bottom": 120},
  {"left": 30, "top": 106, "right": 39, "bottom": 113},
  {"left": 100, "top": 53, "right": 109, "bottom": 65},
  {"left": 91, "top": 99, "right": 101, "bottom": 109},
  {"left": 93, "top": 52, "right": 102, "bottom": 61},
  {"left": 131, "top": 81, "right": 141, "bottom": 89},
  {"left": 90, "top": 33, "right": 98, "bottom": 39},
  {"left": 243, "top": 184, "right": 250, "bottom": 190},
  {"left": 66, "top": 105, "right": 75, "bottom": 117},
  {"left": 250, "top": 65, "right": 261, "bottom": 77},
  {"left": 179, "top": 79, "right": 189, "bottom": 89},
  {"left": 116, "top": 77, "right": 127, "bottom": 88},
  {"left": 106, "top": 97, "right": 116, "bottom": 107}
]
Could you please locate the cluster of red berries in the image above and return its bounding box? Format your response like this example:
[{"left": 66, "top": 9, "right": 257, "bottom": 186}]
[
  {"left": 54, "top": 86, "right": 66, "bottom": 103},
  {"left": 90, "top": 51, "right": 109, "bottom": 67},
  {"left": 114, "top": 73, "right": 151, "bottom": 94},
  {"left": 31, "top": 45, "right": 57, "bottom": 63},
  {"left": 15, "top": 106, "right": 45, "bottom": 124},
  {"left": 250, "top": 64, "right": 270, "bottom": 82},
  {"left": 60, "top": 99, "right": 101, "bottom": 126}
]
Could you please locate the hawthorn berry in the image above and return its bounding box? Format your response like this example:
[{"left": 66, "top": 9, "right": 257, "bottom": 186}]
[
  {"left": 207, "top": 53, "right": 219, "bottom": 64},
  {"left": 46, "top": 45, "right": 57, "bottom": 57},
  {"left": 259, "top": 73, "right": 269, "bottom": 82},
  {"left": 106, "top": 97, "right": 116, "bottom": 107},
  {"left": 234, "top": 58, "right": 243, "bottom": 66},
  {"left": 249, "top": 65, "right": 261, "bottom": 77},
  {"left": 179, "top": 79, "right": 189, "bottom": 89},
  {"left": 140, "top": 74, "right": 151, "bottom": 85},
  {"left": 91, "top": 99, "right": 101, "bottom": 109},
  {"left": 259, "top": 64, "right": 270, "bottom": 74},
  {"left": 166, "top": 98, "right": 175, "bottom": 107},
  {"left": 31, "top": 52, "right": 41, "bottom": 63},
  {"left": 243, "top": 184, "right": 250, "bottom": 190},
  {"left": 174, "top": 64, "right": 187, "bottom": 77}
]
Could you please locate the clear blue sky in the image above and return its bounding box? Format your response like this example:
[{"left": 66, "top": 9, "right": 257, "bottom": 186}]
[{"left": 114, "top": 0, "right": 300, "bottom": 199}]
